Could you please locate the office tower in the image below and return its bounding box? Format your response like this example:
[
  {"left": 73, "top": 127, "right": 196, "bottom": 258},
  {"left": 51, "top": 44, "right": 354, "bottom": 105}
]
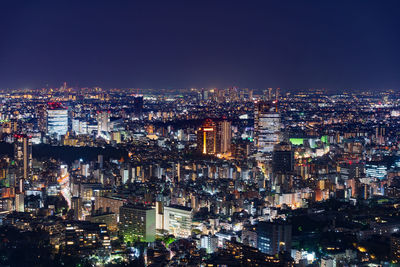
[
  {"left": 14, "top": 135, "right": 32, "bottom": 183},
  {"left": 71, "top": 197, "right": 82, "bottom": 220},
  {"left": 272, "top": 142, "right": 294, "bottom": 174},
  {"left": 15, "top": 193, "right": 24, "bottom": 212},
  {"left": 47, "top": 102, "right": 68, "bottom": 136},
  {"left": 197, "top": 119, "right": 217, "bottom": 155},
  {"left": 97, "top": 111, "right": 110, "bottom": 134},
  {"left": 216, "top": 119, "right": 232, "bottom": 154},
  {"left": 37, "top": 104, "right": 47, "bottom": 132},
  {"left": 133, "top": 95, "right": 144, "bottom": 119},
  {"left": 366, "top": 161, "right": 387, "bottom": 180},
  {"left": 163, "top": 205, "right": 193, "bottom": 238},
  {"left": 119, "top": 204, "right": 156, "bottom": 242},
  {"left": 120, "top": 167, "right": 131, "bottom": 184},
  {"left": 64, "top": 222, "right": 111, "bottom": 255},
  {"left": 256, "top": 220, "right": 292, "bottom": 255},
  {"left": 254, "top": 101, "right": 280, "bottom": 154}
]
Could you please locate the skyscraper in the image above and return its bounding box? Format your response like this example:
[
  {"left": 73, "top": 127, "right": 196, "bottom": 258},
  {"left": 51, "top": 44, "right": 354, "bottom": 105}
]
[
  {"left": 119, "top": 204, "right": 156, "bottom": 242},
  {"left": 216, "top": 119, "right": 232, "bottom": 154},
  {"left": 197, "top": 119, "right": 217, "bottom": 155},
  {"left": 197, "top": 118, "right": 232, "bottom": 155},
  {"left": 254, "top": 101, "right": 280, "bottom": 154},
  {"left": 272, "top": 142, "right": 294, "bottom": 174},
  {"left": 15, "top": 193, "right": 24, "bottom": 212},
  {"left": 256, "top": 220, "right": 292, "bottom": 255},
  {"left": 14, "top": 134, "right": 32, "bottom": 183},
  {"left": 37, "top": 103, "right": 47, "bottom": 132},
  {"left": 163, "top": 205, "right": 193, "bottom": 238},
  {"left": 47, "top": 102, "right": 68, "bottom": 136},
  {"left": 97, "top": 111, "right": 110, "bottom": 134}
]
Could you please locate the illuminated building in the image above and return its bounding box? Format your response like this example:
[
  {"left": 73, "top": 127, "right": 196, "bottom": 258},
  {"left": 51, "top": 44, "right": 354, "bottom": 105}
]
[
  {"left": 64, "top": 222, "right": 111, "bottom": 255},
  {"left": 72, "top": 119, "right": 88, "bottom": 135},
  {"left": 197, "top": 119, "right": 216, "bottom": 155},
  {"left": 196, "top": 118, "right": 231, "bottom": 155},
  {"left": 163, "top": 205, "right": 192, "bottom": 238},
  {"left": 272, "top": 142, "right": 294, "bottom": 174},
  {"left": 119, "top": 204, "right": 156, "bottom": 242},
  {"left": 47, "top": 102, "right": 68, "bottom": 136},
  {"left": 256, "top": 220, "right": 291, "bottom": 255},
  {"left": 15, "top": 193, "right": 24, "bottom": 212},
  {"left": 216, "top": 119, "right": 232, "bottom": 154},
  {"left": 254, "top": 101, "right": 280, "bottom": 154},
  {"left": 97, "top": 111, "right": 110, "bottom": 135},
  {"left": 88, "top": 212, "right": 118, "bottom": 232},
  {"left": 14, "top": 134, "right": 32, "bottom": 183},
  {"left": 36, "top": 104, "right": 47, "bottom": 132}
]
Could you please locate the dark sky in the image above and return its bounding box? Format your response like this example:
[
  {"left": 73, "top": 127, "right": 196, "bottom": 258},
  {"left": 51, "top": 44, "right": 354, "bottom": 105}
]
[{"left": 0, "top": 0, "right": 400, "bottom": 90}]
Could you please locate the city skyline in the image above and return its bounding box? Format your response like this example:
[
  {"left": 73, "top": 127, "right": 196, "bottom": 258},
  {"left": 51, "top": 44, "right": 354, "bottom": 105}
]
[
  {"left": 2, "top": 1, "right": 400, "bottom": 266},
  {"left": 1, "top": 0, "right": 400, "bottom": 90}
]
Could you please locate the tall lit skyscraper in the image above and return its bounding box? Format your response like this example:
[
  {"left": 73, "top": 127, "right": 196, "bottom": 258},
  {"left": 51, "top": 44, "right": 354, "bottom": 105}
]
[
  {"left": 163, "top": 205, "right": 193, "bottom": 238},
  {"left": 97, "top": 111, "right": 110, "bottom": 134},
  {"left": 14, "top": 134, "right": 32, "bottom": 183},
  {"left": 119, "top": 204, "right": 156, "bottom": 242},
  {"left": 216, "top": 119, "right": 232, "bottom": 154},
  {"left": 15, "top": 193, "right": 24, "bottom": 212},
  {"left": 254, "top": 101, "right": 280, "bottom": 154},
  {"left": 47, "top": 102, "right": 68, "bottom": 136},
  {"left": 37, "top": 104, "right": 47, "bottom": 132},
  {"left": 197, "top": 119, "right": 217, "bottom": 155}
]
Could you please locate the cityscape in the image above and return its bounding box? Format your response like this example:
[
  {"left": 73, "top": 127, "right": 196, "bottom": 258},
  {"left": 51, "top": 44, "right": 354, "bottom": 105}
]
[{"left": 1, "top": 1, "right": 400, "bottom": 267}]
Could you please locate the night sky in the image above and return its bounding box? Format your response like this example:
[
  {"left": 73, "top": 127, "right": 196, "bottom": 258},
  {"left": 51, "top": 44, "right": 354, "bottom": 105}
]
[{"left": 0, "top": 0, "right": 399, "bottom": 90}]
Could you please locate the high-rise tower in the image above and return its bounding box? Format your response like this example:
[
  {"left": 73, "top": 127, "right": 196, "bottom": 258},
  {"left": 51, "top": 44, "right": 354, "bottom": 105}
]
[
  {"left": 47, "top": 102, "right": 68, "bottom": 136},
  {"left": 254, "top": 101, "right": 281, "bottom": 154},
  {"left": 216, "top": 119, "right": 232, "bottom": 154},
  {"left": 197, "top": 119, "right": 217, "bottom": 155},
  {"left": 14, "top": 134, "right": 32, "bottom": 191}
]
